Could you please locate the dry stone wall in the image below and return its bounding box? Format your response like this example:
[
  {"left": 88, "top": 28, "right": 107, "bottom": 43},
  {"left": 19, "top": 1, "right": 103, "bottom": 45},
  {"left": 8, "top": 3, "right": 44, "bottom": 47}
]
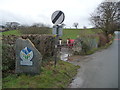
[{"left": 2, "top": 34, "right": 55, "bottom": 58}]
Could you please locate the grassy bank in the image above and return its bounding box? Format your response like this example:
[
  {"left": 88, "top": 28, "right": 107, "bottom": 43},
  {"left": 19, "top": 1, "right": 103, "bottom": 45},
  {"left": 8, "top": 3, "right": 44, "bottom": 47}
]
[
  {"left": 61, "top": 29, "right": 102, "bottom": 41},
  {"left": 61, "top": 29, "right": 81, "bottom": 40},
  {"left": 2, "top": 30, "right": 21, "bottom": 36},
  {"left": 3, "top": 60, "right": 80, "bottom": 88},
  {"left": 1, "top": 29, "right": 102, "bottom": 40}
]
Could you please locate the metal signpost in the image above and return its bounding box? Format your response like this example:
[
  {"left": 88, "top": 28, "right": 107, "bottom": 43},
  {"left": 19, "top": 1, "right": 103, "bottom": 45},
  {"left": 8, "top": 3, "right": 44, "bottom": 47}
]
[
  {"left": 51, "top": 10, "right": 65, "bottom": 66},
  {"left": 52, "top": 25, "right": 63, "bottom": 37}
]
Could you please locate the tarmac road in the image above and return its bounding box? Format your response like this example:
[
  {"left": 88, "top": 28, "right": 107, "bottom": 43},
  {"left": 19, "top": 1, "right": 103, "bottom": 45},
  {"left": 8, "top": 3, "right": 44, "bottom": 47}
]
[{"left": 68, "top": 31, "right": 119, "bottom": 88}]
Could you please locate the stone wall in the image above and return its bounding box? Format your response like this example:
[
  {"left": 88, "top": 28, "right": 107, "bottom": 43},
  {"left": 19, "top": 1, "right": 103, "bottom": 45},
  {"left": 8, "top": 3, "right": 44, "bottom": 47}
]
[
  {"left": 2, "top": 34, "right": 55, "bottom": 58},
  {"left": 2, "top": 34, "right": 55, "bottom": 77}
]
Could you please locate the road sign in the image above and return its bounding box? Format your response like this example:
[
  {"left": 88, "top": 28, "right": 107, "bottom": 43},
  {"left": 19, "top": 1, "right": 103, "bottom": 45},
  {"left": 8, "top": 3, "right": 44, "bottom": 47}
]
[
  {"left": 51, "top": 10, "right": 65, "bottom": 67},
  {"left": 52, "top": 25, "right": 63, "bottom": 37},
  {"left": 51, "top": 10, "right": 65, "bottom": 25}
]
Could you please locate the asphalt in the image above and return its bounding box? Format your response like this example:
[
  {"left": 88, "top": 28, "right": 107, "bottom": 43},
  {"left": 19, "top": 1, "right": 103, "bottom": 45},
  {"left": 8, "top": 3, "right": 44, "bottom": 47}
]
[{"left": 68, "top": 32, "right": 119, "bottom": 88}]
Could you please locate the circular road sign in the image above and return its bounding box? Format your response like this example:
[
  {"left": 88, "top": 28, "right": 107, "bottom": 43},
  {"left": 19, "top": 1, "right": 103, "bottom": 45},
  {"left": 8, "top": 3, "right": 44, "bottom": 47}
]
[{"left": 51, "top": 10, "right": 65, "bottom": 25}]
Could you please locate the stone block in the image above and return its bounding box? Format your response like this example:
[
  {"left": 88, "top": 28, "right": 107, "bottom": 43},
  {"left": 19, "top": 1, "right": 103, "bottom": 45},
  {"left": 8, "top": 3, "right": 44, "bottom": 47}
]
[{"left": 15, "top": 38, "right": 42, "bottom": 74}]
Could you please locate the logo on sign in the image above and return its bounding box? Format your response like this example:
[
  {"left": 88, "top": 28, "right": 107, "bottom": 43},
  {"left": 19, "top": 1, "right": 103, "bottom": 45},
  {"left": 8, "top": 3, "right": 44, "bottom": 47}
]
[{"left": 20, "top": 47, "right": 33, "bottom": 65}]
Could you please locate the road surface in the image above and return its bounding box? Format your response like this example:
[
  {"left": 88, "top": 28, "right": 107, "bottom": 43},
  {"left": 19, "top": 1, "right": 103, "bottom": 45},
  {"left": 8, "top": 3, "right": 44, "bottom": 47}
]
[{"left": 68, "top": 32, "right": 119, "bottom": 88}]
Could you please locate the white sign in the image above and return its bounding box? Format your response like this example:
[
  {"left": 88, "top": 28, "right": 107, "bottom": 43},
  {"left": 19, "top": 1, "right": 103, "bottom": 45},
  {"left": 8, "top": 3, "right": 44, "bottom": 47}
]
[
  {"left": 20, "top": 47, "right": 33, "bottom": 66},
  {"left": 51, "top": 10, "right": 65, "bottom": 25},
  {"left": 52, "top": 25, "right": 63, "bottom": 36}
]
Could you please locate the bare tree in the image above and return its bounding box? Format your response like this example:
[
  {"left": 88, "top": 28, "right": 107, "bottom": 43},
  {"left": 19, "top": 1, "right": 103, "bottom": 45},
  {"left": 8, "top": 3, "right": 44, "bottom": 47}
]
[
  {"left": 73, "top": 23, "right": 79, "bottom": 29},
  {"left": 90, "top": 1, "right": 120, "bottom": 35}
]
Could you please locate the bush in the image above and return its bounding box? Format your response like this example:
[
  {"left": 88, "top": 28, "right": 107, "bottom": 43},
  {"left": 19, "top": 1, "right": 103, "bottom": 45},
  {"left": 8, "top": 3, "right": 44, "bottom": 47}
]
[
  {"left": 81, "top": 41, "right": 90, "bottom": 54},
  {"left": 98, "top": 33, "right": 108, "bottom": 47},
  {"left": 2, "top": 44, "right": 15, "bottom": 77},
  {"left": 19, "top": 27, "right": 51, "bottom": 34},
  {"left": 73, "top": 32, "right": 99, "bottom": 55}
]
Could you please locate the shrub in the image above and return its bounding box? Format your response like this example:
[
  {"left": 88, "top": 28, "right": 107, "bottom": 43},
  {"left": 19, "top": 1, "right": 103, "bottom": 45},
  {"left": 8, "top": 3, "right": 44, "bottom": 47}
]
[
  {"left": 98, "top": 33, "right": 108, "bottom": 47},
  {"left": 19, "top": 27, "right": 51, "bottom": 34},
  {"left": 81, "top": 40, "right": 90, "bottom": 54},
  {"left": 73, "top": 32, "right": 99, "bottom": 55},
  {"left": 2, "top": 44, "right": 15, "bottom": 77}
]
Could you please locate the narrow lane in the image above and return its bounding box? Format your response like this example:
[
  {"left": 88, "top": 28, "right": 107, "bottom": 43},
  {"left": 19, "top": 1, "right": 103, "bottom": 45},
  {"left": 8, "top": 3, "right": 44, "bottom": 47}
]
[{"left": 68, "top": 32, "right": 119, "bottom": 88}]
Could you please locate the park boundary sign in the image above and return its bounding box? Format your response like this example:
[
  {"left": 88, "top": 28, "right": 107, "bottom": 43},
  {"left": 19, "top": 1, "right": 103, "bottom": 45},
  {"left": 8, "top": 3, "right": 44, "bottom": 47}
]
[
  {"left": 51, "top": 10, "right": 65, "bottom": 25},
  {"left": 15, "top": 38, "right": 42, "bottom": 74},
  {"left": 20, "top": 47, "right": 33, "bottom": 66}
]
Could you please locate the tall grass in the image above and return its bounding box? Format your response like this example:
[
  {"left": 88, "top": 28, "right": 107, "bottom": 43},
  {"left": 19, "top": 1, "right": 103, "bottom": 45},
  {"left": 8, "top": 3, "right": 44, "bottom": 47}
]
[{"left": 3, "top": 60, "right": 80, "bottom": 88}]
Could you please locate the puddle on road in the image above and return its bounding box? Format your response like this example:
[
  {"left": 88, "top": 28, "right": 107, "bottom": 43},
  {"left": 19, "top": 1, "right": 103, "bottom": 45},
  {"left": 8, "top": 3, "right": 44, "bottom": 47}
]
[
  {"left": 60, "top": 47, "right": 86, "bottom": 62},
  {"left": 60, "top": 53, "right": 73, "bottom": 61},
  {"left": 60, "top": 47, "right": 73, "bottom": 61},
  {"left": 60, "top": 53, "right": 69, "bottom": 61}
]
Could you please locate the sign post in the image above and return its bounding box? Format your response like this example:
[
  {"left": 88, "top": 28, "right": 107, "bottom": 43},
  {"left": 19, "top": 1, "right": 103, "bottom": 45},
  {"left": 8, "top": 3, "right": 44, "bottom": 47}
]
[{"left": 51, "top": 10, "right": 65, "bottom": 67}]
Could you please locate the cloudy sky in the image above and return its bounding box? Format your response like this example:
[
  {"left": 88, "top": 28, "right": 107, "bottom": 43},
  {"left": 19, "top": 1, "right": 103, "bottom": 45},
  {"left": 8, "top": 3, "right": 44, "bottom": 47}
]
[{"left": 0, "top": 0, "right": 104, "bottom": 28}]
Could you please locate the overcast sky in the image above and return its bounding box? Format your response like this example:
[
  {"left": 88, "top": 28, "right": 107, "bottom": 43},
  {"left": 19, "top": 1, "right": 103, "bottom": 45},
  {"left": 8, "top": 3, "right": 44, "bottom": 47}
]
[{"left": 0, "top": 0, "right": 104, "bottom": 28}]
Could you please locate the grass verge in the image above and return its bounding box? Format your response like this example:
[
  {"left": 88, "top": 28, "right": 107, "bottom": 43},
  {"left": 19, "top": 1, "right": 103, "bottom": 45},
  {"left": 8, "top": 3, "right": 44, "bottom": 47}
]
[
  {"left": 61, "top": 29, "right": 102, "bottom": 41},
  {"left": 1, "top": 30, "right": 21, "bottom": 36},
  {"left": 1, "top": 29, "right": 101, "bottom": 41},
  {"left": 3, "top": 60, "right": 80, "bottom": 88}
]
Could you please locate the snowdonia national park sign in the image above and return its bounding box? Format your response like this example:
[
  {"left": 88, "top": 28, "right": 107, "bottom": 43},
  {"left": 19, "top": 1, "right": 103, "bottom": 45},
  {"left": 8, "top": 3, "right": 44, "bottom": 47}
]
[
  {"left": 20, "top": 47, "right": 33, "bottom": 66},
  {"left": 15, "top": 38, "right": 42, "bottom": 74}
]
